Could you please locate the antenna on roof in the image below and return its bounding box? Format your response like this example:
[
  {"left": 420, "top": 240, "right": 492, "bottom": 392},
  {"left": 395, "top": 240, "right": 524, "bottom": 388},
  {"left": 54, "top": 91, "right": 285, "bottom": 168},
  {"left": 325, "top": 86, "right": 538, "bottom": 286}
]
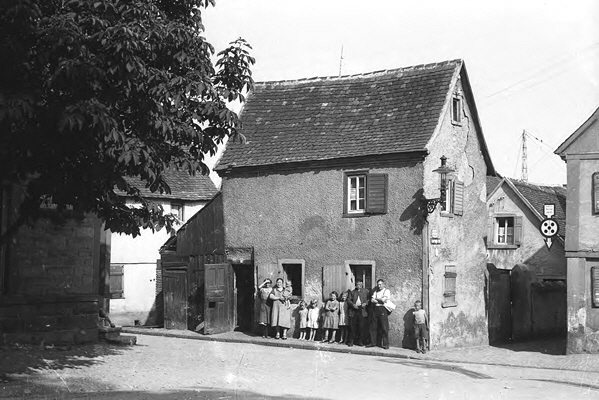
[
  {"left": 521, "top": 130, "right": 528, "bottom": 182},
  {"left": 338, "top": 45, "right": 344, "bottom": 77}
]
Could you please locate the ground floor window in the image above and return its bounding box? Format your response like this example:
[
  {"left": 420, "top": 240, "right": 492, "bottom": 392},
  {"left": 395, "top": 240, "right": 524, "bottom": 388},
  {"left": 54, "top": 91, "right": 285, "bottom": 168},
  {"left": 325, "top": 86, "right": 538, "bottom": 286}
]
[
  {"left": 345, "top": 260, "right": 376, "bottom": 291},
  {"left": 278, "top": 259, "right": 305, "bottom": 298}
]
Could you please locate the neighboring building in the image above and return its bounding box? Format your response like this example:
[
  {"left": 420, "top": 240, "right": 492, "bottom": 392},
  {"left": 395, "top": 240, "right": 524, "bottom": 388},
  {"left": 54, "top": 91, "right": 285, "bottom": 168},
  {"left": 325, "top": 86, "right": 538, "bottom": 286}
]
[
  {"left": 0, "top": 187, "right": 108, "bottom": 344},
  {"left": 108, "top": 170, "right": 218, "bottom": 327},
  {"left": 207, "top": 59, "right": 495, "bottom": 349},
  {"left": 555, "top": 106, "right": 599, "bottom": 353},
  {"left": 486, "top": 176, "right": 566, "bottom": 343}
]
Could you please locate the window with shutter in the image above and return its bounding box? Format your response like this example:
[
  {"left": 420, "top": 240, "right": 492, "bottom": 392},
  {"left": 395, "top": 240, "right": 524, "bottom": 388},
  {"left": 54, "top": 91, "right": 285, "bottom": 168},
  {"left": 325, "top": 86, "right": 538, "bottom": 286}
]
[
  {"left": 278, "top": 259, "right": 305, "bottom": 299},
  {"left": 109, "top": 264, "right": 124, "bottom": 299},
  {"left": 453, "top": 181, "right": 464, "bottom": 216},
  {"left": 487, "top": 214, "right": 521, "bottom": 249},
  {"left": 442, "top": 265, "right": 457, "bottom": 307},
  {"left": 343, "top": 172, "right": 388, "bottom": 217}
]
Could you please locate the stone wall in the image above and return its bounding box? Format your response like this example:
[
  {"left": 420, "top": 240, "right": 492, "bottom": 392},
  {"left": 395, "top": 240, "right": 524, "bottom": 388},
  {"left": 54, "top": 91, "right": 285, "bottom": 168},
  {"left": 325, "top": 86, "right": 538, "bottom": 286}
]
[{"left": 0, "top": 211, "right": 106, "bottom": 345}]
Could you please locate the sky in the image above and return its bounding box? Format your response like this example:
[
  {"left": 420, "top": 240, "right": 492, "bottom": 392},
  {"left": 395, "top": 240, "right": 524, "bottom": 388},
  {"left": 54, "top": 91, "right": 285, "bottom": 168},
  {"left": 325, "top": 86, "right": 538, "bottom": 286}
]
[{"left": 202, "top": 0, "right": 599, "bottom": 186}]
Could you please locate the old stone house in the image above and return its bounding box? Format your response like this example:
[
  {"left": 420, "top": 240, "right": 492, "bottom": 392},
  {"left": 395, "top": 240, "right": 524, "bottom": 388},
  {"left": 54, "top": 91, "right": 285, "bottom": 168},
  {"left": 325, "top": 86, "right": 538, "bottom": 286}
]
[
  {"left": 486, "top": 176, "right": 567, "bottom": 343},
  {"left": 0, "top": 186, "right": 108, "bottom": 344},
  {"left": 108, "top": 170, "right": 218, "bottom": 327},
  {"left": 555, "top": 105, "right": 599, "bottom": 353},
  {"left": 210, "top": 59, "right": 496, "bottom": 349}
]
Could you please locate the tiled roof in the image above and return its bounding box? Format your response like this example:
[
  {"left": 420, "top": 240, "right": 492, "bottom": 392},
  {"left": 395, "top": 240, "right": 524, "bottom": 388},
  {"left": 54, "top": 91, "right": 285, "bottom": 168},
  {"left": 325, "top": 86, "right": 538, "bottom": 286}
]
[
  {"left": 219, "top": 60, "right": 463, "bottom": 168},
  {"left": 486, "top": 175, "right": 503, "bottom": 198},
  {"left": 508, "top": 178, "right": 567, "bottom": 238},
  {"left": 124, "top": 169, "right": 218, "bottom": 201}
]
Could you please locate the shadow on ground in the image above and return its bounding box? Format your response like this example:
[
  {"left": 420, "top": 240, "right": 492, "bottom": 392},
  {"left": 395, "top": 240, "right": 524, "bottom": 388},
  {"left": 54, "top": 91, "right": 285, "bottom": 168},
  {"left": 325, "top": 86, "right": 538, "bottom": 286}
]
[
  {"left": 378, "top": 358, "right": 493, "bottom": 379},
  {"left": 3, "top": 388, "right": 326, "bottom": 400},
  {"left": 491, "top": 337, "right": 567, "bottom": 355}
]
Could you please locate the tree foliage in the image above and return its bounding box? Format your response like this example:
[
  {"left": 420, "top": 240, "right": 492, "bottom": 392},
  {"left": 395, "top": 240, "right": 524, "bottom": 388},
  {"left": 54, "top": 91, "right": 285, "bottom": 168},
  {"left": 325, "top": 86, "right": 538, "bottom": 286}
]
[{"left": 0, "top": 0, "right": 254, "bottom": 237}]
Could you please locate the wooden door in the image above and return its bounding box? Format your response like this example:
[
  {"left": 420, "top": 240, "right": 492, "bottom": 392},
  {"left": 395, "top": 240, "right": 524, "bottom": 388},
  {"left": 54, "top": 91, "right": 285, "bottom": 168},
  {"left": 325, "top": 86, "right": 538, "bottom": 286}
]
[
  {"left": 488, "top": 268, "right": 511, "bottom": 344},
  {"left": 204, "top": 263, "right": 234, "bottom": 334},
  {"left": 322, "top": 265, "right": 352, "bottom": 301},
  {"left": 163, "top": 270, "right": 188, "bottom": 330}
]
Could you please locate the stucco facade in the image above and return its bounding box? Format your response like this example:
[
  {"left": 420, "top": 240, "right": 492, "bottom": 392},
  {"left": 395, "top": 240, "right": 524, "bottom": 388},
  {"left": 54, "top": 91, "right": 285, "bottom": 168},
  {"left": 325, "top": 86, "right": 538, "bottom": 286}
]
[
  {"left": 424, "top": 77, "right": 489, "bottom": 348},
  {"left": 222, "top": 157, "right": 425, "bottom": 346},
  {"left": 556, "top": 106, "right": 599, "bottom": 353}
]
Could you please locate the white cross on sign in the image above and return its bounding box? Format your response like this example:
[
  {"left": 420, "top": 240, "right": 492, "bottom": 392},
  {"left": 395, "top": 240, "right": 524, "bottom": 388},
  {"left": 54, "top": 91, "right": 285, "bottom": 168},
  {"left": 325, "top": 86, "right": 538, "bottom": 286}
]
[{"left": 544, "top": 204, "right": 555, "bottom": 218}]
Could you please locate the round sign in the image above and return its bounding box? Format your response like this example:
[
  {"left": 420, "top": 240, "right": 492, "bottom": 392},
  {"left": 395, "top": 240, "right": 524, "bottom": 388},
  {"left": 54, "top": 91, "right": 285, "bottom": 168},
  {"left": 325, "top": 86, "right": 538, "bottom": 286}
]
[{"left": 540, "top": 218, "right": 559, "bottom": 238}]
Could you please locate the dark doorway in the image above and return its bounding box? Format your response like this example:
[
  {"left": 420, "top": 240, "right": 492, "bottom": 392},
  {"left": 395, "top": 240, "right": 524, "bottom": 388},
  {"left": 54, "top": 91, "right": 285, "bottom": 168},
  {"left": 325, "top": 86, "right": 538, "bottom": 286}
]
[{"left": 233, "top": 264, "right": 254, "bottom": 331}]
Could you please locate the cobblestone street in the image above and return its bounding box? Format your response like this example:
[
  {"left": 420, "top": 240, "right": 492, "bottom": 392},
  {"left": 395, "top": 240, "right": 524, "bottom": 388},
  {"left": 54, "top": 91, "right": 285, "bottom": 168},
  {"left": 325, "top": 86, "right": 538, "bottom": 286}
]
[{"left": 1, "top": 333, "right": 598, "bottom": 399}]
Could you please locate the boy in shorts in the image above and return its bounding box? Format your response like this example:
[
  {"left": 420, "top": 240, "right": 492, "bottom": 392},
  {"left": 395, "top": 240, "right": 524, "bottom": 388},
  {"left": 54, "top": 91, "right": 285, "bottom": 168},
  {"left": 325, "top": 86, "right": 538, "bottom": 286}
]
[{"left": 413, "top": 300, "right": 428, "bottom": 353}]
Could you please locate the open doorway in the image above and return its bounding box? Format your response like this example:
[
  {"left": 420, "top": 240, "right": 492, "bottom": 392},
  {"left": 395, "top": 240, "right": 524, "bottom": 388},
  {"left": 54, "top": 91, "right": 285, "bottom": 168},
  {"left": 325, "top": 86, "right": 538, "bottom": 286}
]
[{"left": 232, "top": 264, "right": 254, "bottom": 332}]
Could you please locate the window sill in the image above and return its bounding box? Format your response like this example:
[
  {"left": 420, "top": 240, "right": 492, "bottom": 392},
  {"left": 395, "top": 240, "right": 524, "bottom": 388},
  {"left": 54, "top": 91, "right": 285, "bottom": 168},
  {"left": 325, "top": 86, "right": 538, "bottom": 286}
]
[
  {"left": 342, "top": 212, "right": 368, "bottom": 218},
  {"left": 487, "top": 244, "right": 519, "bottom": 250},
  {"left": 440, "top": 211, "right": 454, "bottom": 218},
  {"left": 442, "top": 301, "right": 458, "bottom": 308},
  {"left": 451, "top": 121, "right": 462, "bottom": 127}
]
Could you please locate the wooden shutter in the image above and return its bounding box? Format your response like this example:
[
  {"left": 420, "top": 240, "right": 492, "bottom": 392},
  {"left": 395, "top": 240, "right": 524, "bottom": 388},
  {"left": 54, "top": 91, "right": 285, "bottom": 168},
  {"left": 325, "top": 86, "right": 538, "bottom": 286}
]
[
  {"left": 514, "top": 216, "right": 523, "bottom": 246},
  {"left": 365, "top": 173, "right": 388, "bottom": 214},
  {"left": 109, "top": 264, "right": 124, "bottom": 299},
  {"left": 322, "top": 265, "right": 351, "bottom": 302},
  {"left": 487, "top": 217, "right": 495, "bottom": 247},
  {"left": 592, "top": 266, "right": 599, "bottom": 307},
  {"left": 453, "top": 180, "right": 464, "bottom": 216}
]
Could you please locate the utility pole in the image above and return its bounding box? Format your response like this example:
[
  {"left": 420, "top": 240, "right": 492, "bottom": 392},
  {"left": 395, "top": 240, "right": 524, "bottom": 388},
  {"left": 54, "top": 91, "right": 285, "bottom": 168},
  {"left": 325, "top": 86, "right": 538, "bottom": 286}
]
[
  {"left": 338, "top": 45, "right": 344, "bottom": 77},
  {"left": 521, "top": 130, "right": 528, "bottom": 182}
]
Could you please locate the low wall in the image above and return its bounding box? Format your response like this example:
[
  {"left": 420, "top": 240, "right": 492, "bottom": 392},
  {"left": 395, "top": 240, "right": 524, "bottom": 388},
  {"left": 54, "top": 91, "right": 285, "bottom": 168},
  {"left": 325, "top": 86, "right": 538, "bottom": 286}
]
[{"left": 0, "top": 295, "right": 100, "bottom": 345}]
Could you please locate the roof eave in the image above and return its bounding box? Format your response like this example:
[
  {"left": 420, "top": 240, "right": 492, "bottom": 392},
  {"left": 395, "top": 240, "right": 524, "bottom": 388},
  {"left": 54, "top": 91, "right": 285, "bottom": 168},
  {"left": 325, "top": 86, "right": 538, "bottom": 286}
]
[{"left": 555, "top": 106, "right": 599, "bottom": 158}]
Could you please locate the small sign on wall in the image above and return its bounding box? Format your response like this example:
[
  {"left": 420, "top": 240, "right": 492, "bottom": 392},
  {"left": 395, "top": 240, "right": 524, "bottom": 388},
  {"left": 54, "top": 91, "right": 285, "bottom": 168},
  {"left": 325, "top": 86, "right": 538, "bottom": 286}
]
[{"left": 593, "top": 173, "right": 599, "bottom": 215}]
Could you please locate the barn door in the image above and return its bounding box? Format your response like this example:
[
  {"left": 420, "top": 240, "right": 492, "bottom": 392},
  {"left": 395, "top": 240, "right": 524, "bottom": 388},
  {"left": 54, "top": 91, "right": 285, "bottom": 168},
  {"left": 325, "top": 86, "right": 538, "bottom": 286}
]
[
  {"left": 204, "top": 263, "right": 234, "bottom": 334},
  {"left": 488, "top": 268, "right": 511, "bottom": 344},
  {"left": 163, "top": 270, "right": 188, "bottom": 330},
  {"left": 322, "top": 265, "right": 352, "bottom": 301}
]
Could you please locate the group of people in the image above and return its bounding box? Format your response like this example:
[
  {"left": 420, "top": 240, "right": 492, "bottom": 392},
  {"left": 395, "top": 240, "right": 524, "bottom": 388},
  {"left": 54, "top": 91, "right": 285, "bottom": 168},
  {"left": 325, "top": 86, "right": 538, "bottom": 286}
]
[{"left": 258, "top": 277, "right": 428, "bottom": 352}]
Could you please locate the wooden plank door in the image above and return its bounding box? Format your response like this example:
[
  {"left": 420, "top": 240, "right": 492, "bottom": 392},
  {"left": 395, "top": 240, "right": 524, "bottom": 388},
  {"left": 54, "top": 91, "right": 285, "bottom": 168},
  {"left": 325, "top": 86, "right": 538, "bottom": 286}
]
[
  {"left": 204, "top": 263, "right": 234, "bottom": 334},
  {"left": 488, "top": 268, "right": 511, "bottom": 344},
  {"left": 163, "top": 270, "right": 188, "bottom": 330}
]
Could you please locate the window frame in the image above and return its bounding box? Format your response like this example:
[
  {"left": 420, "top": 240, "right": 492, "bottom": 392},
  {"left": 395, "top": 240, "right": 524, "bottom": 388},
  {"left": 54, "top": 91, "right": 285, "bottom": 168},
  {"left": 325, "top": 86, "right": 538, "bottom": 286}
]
[
  {"left": 487, "top": 213, "right": 522, "bottom": 249},
  {"left": 342, "top": 171, "right": 388, "bottom": 217},
  {"left": 451, "top": 95, "right": 462, "bottom": 125},
  {"left": 347, "top": 174, "right": 367, "bottom": 214},
  {"left": 440, "top": 178, "right": 464, "bottom": 218},
  {"left": 345, "top": 260, "right": 376, "bottom": 291},
  {"left": 442, "top": 265, "right": 457, "bottom": 308},
  {"left": 171, "top": 202, "right": 184, "bottom": 223},
  {"left": 278, "top": 259, "right": 305, "bottom": 300}
]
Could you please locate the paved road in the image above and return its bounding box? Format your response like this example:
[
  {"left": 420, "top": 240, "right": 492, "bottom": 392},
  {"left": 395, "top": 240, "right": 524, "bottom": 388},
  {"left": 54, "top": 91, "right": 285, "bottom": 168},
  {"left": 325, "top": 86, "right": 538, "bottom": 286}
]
[{"left": 1, "top": 335, "right": 598, "bottom": 399}]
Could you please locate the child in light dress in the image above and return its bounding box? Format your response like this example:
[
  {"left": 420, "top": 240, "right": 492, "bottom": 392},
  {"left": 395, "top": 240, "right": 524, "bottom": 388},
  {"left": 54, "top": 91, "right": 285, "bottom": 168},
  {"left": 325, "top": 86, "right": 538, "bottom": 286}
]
[
  {"left": 307, "top": 298, "right": 320, "bottom": 341},
  {"left": 321, "top": 291, "right": 339, "bottom": 343},
  {"left": 298, "top": 300, "right": 308, "bottom": 340},
  {"left": 337, "top": 291, "right": 349, "bottom": 344}
]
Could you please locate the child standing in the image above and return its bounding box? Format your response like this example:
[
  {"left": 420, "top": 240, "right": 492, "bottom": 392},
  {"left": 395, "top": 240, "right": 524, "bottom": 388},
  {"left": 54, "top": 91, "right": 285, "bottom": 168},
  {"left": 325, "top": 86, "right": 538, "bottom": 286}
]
[
  {"left": 413, "top": 300, "right": 429, "bottom": 353},
  {"left": 337, "top": 291, "right": 349, "bottom": 344},
  {"left": 322, "top": 291, "right": 339, "bottom": 343},
  {"left": 298, "top": 300, "right": 308, "bottom": 340},
  {"left": 307, "top": 299, "right": 320, "bottom": 341},
  {"left": 283, "top": 281, "right": 293, "bottom": 309}
]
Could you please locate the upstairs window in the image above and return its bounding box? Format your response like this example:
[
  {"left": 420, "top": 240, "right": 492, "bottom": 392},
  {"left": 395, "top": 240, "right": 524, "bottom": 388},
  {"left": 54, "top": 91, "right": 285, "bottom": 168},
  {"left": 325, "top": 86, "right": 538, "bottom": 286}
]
[
  {"left": 442, "top": 179, "right": 464, "bottom": 216},
  {"left": 451, "top": 95, "right": 462, "bottom": 125},
  {"left": 488, "top": 214, "right": 522, "bottom": 249},
  {"left": 343, "top": 172, "right": 388, "bottom": 217},
  {"left": 171, "top": 202, "right": 183, "bottom": 223}
]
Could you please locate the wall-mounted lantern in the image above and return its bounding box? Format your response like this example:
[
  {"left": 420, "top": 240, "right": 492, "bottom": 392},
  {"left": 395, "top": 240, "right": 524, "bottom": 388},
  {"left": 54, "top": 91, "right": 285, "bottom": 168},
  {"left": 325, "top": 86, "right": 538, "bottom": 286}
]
[{"left": 425, "top": 155, "right": 455, "bottom": 214}]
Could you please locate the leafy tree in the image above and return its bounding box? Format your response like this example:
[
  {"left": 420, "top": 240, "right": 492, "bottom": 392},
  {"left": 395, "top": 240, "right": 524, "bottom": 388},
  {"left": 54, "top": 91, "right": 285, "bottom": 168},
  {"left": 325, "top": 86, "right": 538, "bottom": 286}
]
[{"left": 0, "top": 0, "right": 254, "bottom": 240}]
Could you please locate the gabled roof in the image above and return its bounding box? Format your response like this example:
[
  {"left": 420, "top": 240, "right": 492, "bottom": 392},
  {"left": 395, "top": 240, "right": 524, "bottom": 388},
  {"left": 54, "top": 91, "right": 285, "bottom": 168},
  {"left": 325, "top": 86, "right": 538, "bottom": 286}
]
[
  {"left": 218, "top": 59, "right": 494, "bottom": 173},
  {"left": 486, "top": 175, "right": 503, "bottom": 198},
  {"left": 125, "top": 169, "right": 218, "bottom": 201},
  {"left": 501, "top": 178, "right": 567, "bottom": 239},
  {"left": 555, "top": 106, "right": 599, "bottom": 157}
]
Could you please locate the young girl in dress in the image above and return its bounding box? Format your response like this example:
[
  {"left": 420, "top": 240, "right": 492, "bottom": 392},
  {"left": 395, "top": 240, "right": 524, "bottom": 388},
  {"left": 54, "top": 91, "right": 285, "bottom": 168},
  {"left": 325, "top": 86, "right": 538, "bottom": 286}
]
[
  {"left": 298, "top": 300, "right": 308, "bottom": 340},
  {"left": 337, "top": 291, "right": 349, "bottom": 344},
  {"left": 322, "top": 291, "right": 339, "bottom": 343},
  {"left": 307, "top": 298, "right": 320, "bottom": 341}
]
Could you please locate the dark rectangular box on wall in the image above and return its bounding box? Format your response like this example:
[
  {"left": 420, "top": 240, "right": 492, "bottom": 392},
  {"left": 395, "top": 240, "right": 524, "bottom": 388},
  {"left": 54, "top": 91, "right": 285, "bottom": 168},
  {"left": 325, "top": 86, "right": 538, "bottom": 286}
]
[{"left": 593, "top": 172, "right": 599, "bottom": 215}]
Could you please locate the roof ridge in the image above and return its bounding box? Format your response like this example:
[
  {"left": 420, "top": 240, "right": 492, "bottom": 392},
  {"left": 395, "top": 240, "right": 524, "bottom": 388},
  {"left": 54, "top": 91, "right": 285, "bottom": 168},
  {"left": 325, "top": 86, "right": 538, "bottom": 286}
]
[
  {"left": 507, "top": 177, "right": 566, "bottom": 191},
  {"left": 253, "top": 59, "right": 463, "bottom": 86}
]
